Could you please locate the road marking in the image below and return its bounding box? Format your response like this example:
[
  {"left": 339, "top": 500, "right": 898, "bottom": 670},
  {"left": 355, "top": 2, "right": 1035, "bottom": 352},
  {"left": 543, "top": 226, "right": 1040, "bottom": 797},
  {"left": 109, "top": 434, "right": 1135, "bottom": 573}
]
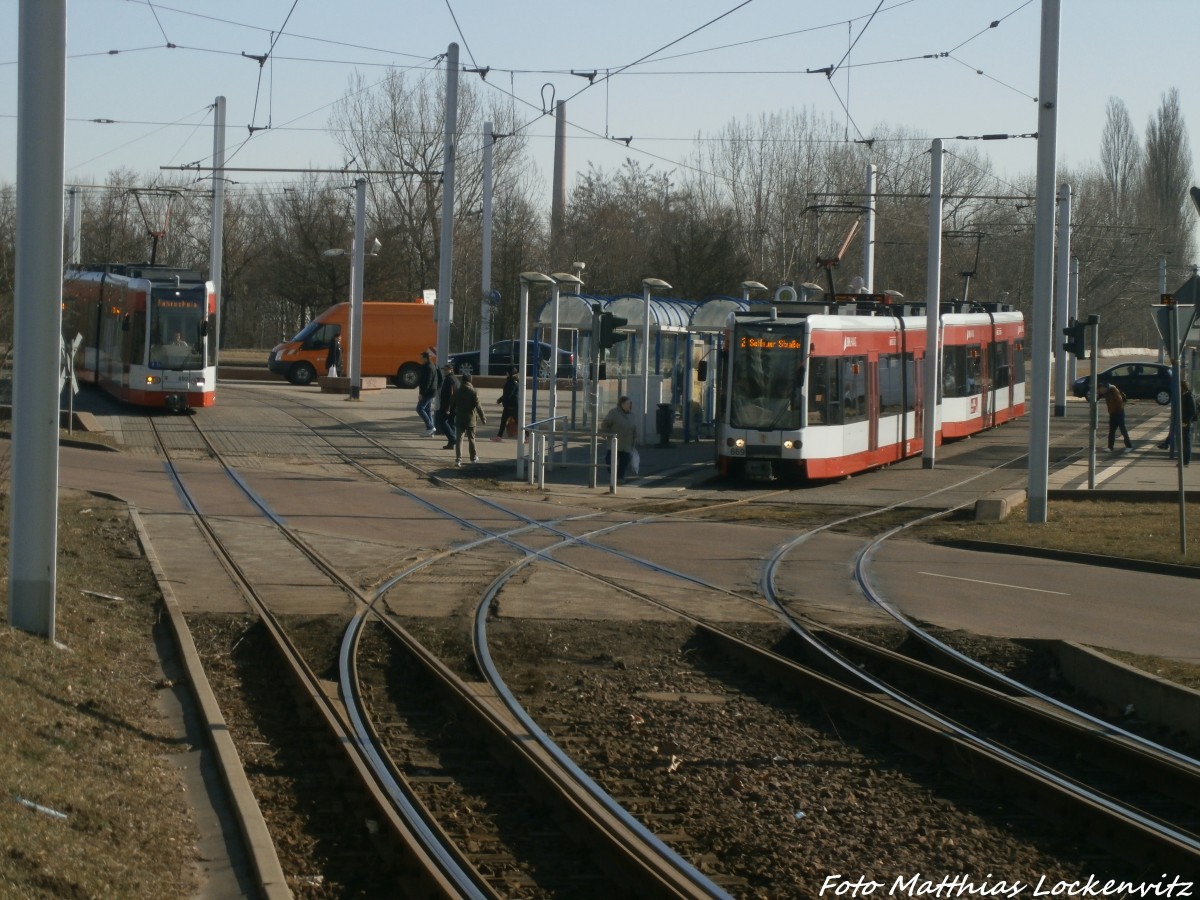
[{"left": 917, "top": 571, "right": 1069, "bottom": 595}]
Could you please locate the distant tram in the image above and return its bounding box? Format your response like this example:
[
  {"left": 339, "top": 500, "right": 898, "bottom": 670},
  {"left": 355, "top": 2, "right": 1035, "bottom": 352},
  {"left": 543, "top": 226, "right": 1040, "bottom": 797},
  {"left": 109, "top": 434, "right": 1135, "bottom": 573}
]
[
  {"left": 62, "top": 264, "right": 217, "bottom": 410},
  {"left": 715, "top": 298, "right": 1025, "bottom": 480}
]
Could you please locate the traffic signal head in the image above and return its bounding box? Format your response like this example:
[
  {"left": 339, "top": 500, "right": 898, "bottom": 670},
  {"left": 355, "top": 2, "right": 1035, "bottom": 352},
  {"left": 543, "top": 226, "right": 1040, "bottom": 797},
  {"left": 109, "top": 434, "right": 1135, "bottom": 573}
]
[
  {"left": 1062, "top": 318, "right": 1087, "bottom": 360},
  {"left": 598, "top": 311, "right": 629, "bottom": 350}
]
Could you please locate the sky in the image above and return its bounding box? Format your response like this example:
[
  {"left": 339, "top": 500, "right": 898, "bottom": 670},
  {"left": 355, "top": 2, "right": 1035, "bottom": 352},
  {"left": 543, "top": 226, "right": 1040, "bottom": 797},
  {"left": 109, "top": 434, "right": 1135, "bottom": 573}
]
[{"left": 2, "top": 0, "right": 1199, "bottom": 263}]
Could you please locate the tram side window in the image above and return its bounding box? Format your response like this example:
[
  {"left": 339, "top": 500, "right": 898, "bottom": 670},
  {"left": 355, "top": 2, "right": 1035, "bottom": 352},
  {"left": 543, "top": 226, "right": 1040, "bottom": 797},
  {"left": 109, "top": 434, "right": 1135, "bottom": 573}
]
[
  {"left": 965, "top": 345, "right": 982, "bottom": 394},
  {"left": 991, "top": 342, "right": 1011, "bottom": 389},
  {"left": 807, "top": 357, "right": 838, "bottom": 425},
  {"left": 943, "top": 346, "right": 967, "bottom": 398},
  {"left": 878, "top": 354, "right": 903, "bottom": 414},
  {"left": 840, "top": 357, "right": 867, "bottom": 423}
]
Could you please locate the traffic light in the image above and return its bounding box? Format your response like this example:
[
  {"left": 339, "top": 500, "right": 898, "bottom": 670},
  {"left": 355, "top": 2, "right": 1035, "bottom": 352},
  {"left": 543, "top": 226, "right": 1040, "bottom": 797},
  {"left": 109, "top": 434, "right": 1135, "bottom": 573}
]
[
  {"left": 1062, "top": 318, "right": 1087, "bottom": 359},
  {"left": 597, "top": 311, "right": 629, "bottom": 350}
]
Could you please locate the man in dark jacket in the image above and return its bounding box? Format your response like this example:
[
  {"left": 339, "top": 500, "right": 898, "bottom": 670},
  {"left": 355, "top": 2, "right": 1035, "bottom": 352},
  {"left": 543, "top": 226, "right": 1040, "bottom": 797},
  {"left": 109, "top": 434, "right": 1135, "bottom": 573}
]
[
  {"left": 416, "top": 349, "right": 440, "bottom": 435},
  {"left": 435, "top": 362, "right": 458, "bottom": 449},
  {"left": 450, "top": 372, "right": 486, "bottom": 466}
]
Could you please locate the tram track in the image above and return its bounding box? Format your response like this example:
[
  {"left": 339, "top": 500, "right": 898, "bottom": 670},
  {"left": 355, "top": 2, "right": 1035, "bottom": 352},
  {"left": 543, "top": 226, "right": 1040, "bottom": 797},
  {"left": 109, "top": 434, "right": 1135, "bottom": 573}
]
[
  {"left": 246, "top": 394, "right": 1200, "bottom": 878},
  {"left": 149, "top": 388, "right": 1198, "bottom": 891},
  {"left": 148, "top": 412, "right": 734, "bottom": 897}
]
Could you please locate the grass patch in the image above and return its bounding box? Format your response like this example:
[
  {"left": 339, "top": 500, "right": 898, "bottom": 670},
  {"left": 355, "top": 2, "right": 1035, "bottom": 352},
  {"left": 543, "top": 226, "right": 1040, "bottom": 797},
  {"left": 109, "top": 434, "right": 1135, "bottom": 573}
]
[
  {"left": 912, "top": 499, "right": 1200, "bottom": 566},
  {"left": 0, "top": 492, "right": 199, "bottom": 898}
]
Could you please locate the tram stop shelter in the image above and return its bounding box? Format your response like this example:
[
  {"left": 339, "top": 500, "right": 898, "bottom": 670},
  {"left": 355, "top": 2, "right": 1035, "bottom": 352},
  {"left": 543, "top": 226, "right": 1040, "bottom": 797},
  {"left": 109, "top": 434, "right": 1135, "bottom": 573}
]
[{"left": 533, "top": 291, "right": 749, "bottom": 443}]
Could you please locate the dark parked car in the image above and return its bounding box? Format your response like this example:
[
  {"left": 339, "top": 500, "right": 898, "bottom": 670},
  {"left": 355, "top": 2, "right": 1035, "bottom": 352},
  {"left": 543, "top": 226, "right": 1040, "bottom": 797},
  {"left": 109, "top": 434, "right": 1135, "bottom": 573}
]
[
  {"left": 1072, "top": 362, "right": 1172, "bottom": 405},
  {"left": 447, "top": 340, "right": 576, "bottom": 379}
]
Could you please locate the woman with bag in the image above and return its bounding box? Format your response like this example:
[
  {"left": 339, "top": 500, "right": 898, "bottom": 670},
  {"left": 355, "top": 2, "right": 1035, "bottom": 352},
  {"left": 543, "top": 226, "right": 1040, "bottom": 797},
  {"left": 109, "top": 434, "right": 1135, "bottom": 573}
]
[{"left": 493, "top": 367, "right": 519, "bottom": 441}]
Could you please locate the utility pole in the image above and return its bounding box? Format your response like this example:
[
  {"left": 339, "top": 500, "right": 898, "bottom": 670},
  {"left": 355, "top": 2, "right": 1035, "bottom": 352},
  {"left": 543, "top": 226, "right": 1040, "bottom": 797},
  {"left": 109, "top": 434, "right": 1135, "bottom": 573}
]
[
  {"left": 9, "top": 0, "right": 66, "bottom": 638},
  {"left": 436, "top": 43, "right": 459, "bottom": 362},
  {"left": 922, "top": 139, "right": 943, "bottom": 468},
  {"left": 210, "top": 95, "right": 226, "bottom": 367},
  {"left": 1026, "top": 0, "right": 1061, "bottom": 523}
]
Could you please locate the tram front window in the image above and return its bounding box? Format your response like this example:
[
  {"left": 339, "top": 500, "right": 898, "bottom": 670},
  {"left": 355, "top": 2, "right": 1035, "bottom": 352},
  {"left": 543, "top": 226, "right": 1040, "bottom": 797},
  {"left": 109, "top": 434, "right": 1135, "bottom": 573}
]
[
  {"left": 730, "top": 324, "right": 805, "bottom": 430},
  {"left": 149, "top": 286, "right": 206, "bottom": 369}
]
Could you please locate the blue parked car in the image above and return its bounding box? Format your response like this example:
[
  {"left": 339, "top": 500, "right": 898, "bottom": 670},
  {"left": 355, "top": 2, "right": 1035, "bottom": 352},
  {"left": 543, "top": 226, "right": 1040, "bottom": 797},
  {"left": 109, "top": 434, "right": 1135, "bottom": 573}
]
[{"left": 447, "top": 340, "right": 576, "bottom": 379}]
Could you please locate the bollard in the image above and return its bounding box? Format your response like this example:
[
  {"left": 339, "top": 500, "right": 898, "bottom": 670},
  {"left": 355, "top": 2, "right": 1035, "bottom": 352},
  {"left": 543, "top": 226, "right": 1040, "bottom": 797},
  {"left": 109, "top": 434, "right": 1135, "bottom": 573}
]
[
  {"left": 608, "top": 436, "right": 619, "bottom": 494},
  {"left": 656, "top": 403, "right": 673, "bottom": 448}
]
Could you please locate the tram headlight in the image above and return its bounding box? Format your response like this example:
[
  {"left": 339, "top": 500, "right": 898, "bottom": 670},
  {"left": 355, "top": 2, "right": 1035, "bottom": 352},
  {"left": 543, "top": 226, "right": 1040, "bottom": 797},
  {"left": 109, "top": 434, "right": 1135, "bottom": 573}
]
[
  {"left": 726, "top": 437, "right": 745, "bottom": 449},
  {"left": 783, "top": 439, "right": 796, "bottom": 449},
  {"left": 145, "top": 375, "right": 160, "bottom": 385}
]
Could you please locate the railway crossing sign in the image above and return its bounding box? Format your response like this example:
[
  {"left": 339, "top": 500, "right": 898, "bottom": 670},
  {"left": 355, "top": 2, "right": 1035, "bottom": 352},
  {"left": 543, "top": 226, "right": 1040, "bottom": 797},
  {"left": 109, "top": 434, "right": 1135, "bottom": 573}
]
[{"left": 59, "top": 332, "right": 81, "bottom": 396}]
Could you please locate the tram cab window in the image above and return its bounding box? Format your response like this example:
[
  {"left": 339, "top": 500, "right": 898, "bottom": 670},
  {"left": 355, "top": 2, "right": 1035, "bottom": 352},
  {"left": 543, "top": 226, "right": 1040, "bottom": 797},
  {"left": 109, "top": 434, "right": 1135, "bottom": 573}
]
[
  {"left": 1013, "top": 341, "right": 1025, "bottom": 386},
  {"left": 729, "top": 323, "right": 805, "bottom": 430}
]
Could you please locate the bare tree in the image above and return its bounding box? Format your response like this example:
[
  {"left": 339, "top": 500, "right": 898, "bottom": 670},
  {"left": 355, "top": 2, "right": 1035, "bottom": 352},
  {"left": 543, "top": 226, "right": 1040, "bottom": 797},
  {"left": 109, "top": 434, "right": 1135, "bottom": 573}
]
[
  {"left": 1100, "top": 97, "right": 1142, "bottom": 219},
  {"left": 1141, "top": 87, "right": 1194, "bottom": 267}
]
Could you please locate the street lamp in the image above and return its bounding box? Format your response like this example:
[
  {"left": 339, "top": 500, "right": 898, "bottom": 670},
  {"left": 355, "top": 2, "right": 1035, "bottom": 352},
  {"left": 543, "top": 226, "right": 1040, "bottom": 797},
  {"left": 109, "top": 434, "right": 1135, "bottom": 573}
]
[
  {"left": 641, "top": 277, "right": 671, "bottom": 438},
  {"left": 799, "top": 281, "right": 824, "bottom": 302},
  {"left": 549, "top": 272, "right": 584, "bottom": 429},
  {"left": 740, "top": 280, "right": 767, "bottom": 302},
  {"left": 517, "top": 271, "right": 554, "bottom": 478}
]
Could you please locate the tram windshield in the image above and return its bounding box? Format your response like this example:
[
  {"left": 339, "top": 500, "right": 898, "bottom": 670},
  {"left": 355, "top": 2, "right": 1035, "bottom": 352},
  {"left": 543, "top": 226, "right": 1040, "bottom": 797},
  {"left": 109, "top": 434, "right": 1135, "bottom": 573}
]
[
  {"left": 729, "top": 323, "right": 806, "bottom": 430},
  {"left": 148, "top": 284, "right": 208, "bottom": 369}
]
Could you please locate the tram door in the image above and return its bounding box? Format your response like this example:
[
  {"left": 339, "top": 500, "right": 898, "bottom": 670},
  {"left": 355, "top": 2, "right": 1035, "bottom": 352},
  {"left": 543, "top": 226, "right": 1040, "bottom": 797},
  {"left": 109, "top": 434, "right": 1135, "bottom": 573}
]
[{"left": 867, "top": 359, "right": 880, "bottom": 456}]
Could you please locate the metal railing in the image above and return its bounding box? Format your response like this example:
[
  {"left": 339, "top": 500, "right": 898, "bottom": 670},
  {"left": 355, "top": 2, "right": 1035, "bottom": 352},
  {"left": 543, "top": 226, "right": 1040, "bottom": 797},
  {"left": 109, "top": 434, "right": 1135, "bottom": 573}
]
[{"left": 522, "top": 415, "right": 620, "bottom": 492}]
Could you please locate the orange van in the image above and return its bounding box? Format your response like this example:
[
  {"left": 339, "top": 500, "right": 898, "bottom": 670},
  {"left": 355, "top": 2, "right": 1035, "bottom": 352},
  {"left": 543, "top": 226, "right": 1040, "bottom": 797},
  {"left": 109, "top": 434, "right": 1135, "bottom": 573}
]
[{"left": 268, "top": 301, "right": 436, "bottom": 388}]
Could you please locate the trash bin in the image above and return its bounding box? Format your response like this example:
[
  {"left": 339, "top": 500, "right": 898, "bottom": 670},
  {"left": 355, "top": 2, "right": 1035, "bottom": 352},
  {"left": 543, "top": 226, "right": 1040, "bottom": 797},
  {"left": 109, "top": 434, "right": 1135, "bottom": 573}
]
[{"left": 656, "top": 403, "right": 673, "bottom": 448}]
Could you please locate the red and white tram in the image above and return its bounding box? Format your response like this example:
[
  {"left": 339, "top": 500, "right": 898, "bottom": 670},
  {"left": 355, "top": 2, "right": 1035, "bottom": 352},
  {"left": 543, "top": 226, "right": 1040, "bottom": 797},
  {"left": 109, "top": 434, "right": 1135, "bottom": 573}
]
[
  {"left": 715, "top": 299, "right": 1024, "bottom": 480},
  {"left": 62, "top": 264, "right": 217, "bottom": 410}
]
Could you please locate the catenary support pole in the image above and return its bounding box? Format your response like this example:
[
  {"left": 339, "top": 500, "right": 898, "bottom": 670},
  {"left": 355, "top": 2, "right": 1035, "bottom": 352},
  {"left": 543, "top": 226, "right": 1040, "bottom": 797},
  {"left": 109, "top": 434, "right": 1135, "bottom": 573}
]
[
  {"left": 480, "top": 122, "right": 494, "bottom": 363},
  {"left": 9, "top": 0, "right": 66, "bottom": 638},
  {"left": 1026, "top": 0, "right": 1061, "bottom": 523},
  {"left": 210, "top": 95, "right": 226, "bottom": 368},
  {"left": 436, "top": 43, "right": 459, "bottom": 362},
  {"left": 1053, "top": 183, "right": 1071, "bottom": 416},
  {"left": 863, "top": 164, "right": 876, "bottom": 293},
  {"left": 922, "top": 139, "right": 943, "bottom": 469},
  {"left": 349, "top": 177, "right": 366, "bottom": 400}
]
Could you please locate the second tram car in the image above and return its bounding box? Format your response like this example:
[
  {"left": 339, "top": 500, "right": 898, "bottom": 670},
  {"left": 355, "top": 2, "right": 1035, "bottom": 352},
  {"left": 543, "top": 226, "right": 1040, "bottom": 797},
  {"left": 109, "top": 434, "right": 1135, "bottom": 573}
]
[
  {"left": 715, "top": 299, "right": 1024, "bottom": 480},
  {"left": 62, "top": 265, "right": 217, "bottom": 410}
]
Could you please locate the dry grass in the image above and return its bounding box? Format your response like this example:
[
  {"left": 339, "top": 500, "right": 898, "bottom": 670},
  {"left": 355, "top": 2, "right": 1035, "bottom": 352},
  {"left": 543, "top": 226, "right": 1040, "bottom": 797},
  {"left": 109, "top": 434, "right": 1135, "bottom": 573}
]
[
  {"left": 0, "top": 491, "right": 199, "bottom": 898},
  {"left": 912, "top": 498, "right": 1200, "bottom": 566}
]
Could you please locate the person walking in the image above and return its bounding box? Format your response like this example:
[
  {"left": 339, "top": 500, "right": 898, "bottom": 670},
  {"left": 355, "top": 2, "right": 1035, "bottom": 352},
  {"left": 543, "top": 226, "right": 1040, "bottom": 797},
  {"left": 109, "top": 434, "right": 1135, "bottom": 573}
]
[
  {"left": 325, "top": 334, "right": 342, "bottom": 377},
  {"left": 416, "top": 349, "right": 440, "bottom": 436},
  {"left": 600, "top": 395, "right": 638, "bottom": 480},
  {"left": 493, "top": 367, "right": 519, "bottom": 441},
  {"left": 1180, "top": 380, "right": 1196, "bottom": 466},
  {"left": 1099, "top": 382, "right": 1132, "bottom": 453},
  {"left": 435, "top": 361, "right": 458, "bottom": 449},
  {"left": 451, "top": 372, "right": 486, "bottom": 466}
]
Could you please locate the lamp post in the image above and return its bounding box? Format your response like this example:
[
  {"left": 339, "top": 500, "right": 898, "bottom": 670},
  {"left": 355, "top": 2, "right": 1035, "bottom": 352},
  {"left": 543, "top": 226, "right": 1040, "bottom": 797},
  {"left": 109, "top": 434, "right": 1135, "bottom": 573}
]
[
  {"left": 517, "top": 271, "right": 554, "bottom": 478},
  {"left": 740, "top": 280, "right": 767, "bottom": 303},
  {"left": 640, "top": 277, "right": 671, "bottom": 439},
  {"left": 799, "top": 282, "right": 824, "bottom": 302},
  {"left": 549, "top": 272, "right": 583, "bottom": 431}
]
